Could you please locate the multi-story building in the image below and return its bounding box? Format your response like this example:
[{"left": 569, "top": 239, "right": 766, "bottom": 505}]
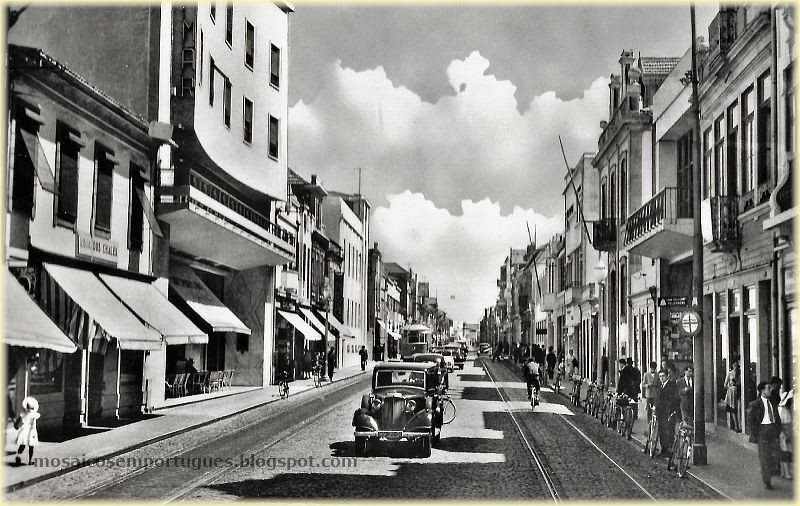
[
  {"left": 5, "top": 45, "right": 190, "bottom": 428},
  {"left": 9, "top": 4, "right": 297, "bottom": 410},
  {"left": 321, "top": 193, "right": 369, "bottom": 368},
  {"left": 562, "top": 153, "right": 602, "bottom": 379},
  {"left": 496, "top": 249, "right": 526, "bottom": 347},
  {"left": 591, "top": 50, "right": 678, "bottom": 383},
  {"left": 696, "top": 5, "right": 794, "bottom": 436}
]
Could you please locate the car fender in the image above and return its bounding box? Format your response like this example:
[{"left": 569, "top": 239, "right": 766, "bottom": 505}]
[
  {"left": 405, "top": 409, "right": 433, "bottom": 432},
  {"left": 352, "top": 408, "right": 378, "bottom": 431}
]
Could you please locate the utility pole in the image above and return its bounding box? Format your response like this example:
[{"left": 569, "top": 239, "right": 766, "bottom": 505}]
[{"left": 690, "top": 3, "right": 707, "bottom": 466}]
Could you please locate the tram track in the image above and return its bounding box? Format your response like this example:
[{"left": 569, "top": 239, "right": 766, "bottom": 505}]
[
  {"left": 55, "top": 374, "right": 371, "bottom": 502},
  {"left": 481, "top": 357, "right": 658, "bottom": 501}
]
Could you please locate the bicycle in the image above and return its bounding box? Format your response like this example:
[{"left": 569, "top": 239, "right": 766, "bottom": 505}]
[
  {"left": 590, "top": 384, "right": 606, "bottom": 417},
  {"left": 570, "top": 375, "right": 583, "bottom": 406},
  {"left": 615, "top": 394, "right": 637, "bottom": 439},
  {"left": 599, "top": 388, "right": 615, "bottom": 426},
  {"left": 553, "top": 370, "right": 564, "bottom": 396},
  {"left": 582, "top": 381, "right": 596, "bottom": 414},
  {"left": 278, "top": 371, "right": 290, "bottom": 399},
  {"left": 312, "top": 365, "right": 322, "bottom": 388},
  {"left": 440, "top": 395, "right": 457, "bottom": 424},
  {"left": 667, "top": 419, "right": 694, "bottom": 477}
]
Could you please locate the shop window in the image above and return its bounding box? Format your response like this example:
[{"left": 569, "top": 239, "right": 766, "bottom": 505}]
[
  {"left": 120, "top": 350, "right": 143, "bottom": 385},
  {"left": 28, "top": 350, "right": 64, "bottom": 395}
]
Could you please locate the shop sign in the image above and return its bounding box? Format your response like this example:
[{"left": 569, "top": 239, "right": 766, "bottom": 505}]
[
  {"left": 658, "top": 296, "right": 688, "bottom": 307},
  {"left": 76, "top": 231, "right": 118, "bottom": 264}
]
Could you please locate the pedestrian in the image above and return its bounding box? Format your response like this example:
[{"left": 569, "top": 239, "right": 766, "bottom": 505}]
[
  {"left": 616, "top": 358, "right": 637, "bottom": 399},
  {"left": 629, "top": 357, "right": 642, "bottom": 399},
  {"left": 723, "top": 357, "right": 742, "bottom": 432},
  {"left": 747, "top": 381, "right": 782, "bottom": 490},
  {"left": 302, "top": 348, "right": 313, "bottom": 379},
  {"left": 778, "top": 382, "right": 793, "bottom": 480},
  {"left": 769, "top": 376, "right": 783, "bottom": 405},
  {"left": 327, "top": 346, "right": 336, "bottom": 381},
  {"left": 600, "top": 352, "right": 609, "bottom": 386},
  {"left": 523, "top": 357, "right": 541, "bottom": 405},
  {"left": 359, "top": 345, "right": 368, "bottom": 371},
  {"left": 546, "top": 346, "right": 557, "bottom": 387},
  {"left": 642, "top": 361, "right": 660, "bottom": 422},
  {"left": 566, "top": 349, "right": 576, "bottom": 377},
  {"left": 655, "top": 369, "right": 680, "bottom": 458},
  {"left": 676, "top": 366, "right": 694, "bottom": 422},
  {"left": 14, "top": 396, "right": 40, "bottom": 466}
]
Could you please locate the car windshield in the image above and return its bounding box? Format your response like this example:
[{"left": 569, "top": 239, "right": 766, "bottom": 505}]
[
  {"left": 441, "top": 350, "right": 452, "bottom": 356},
  {"left": 375, "top": 370, "right": 426, "bottom": 388}
]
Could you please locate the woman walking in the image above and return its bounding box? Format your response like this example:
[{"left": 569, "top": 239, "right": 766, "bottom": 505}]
[
  {"left": 724, "top": 358, "right": 741, "bottom": 432},
  {"left": 14, "top": 397, "right": 40, "bottom": 465}
]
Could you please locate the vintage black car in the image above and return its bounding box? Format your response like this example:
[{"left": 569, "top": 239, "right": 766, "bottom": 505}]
[
  {"left": 352, "top": 361, "right": 445, "bottom": 457},
  {"left": 411, "top": 352, "right": 449, "bottom": 391},
  {"left": 443, "top": 343, "right": 466, "bottom": 369}
]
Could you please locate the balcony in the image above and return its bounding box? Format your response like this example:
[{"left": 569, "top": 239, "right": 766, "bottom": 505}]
[
  {"left": 592, "top": 218, "right": 617, "bottom": 252},
  {"left": 598, "top": 96, "right": 653, "bottom": 153},
  {"left": 624, "top": 187, "right": 694, "bottom": 260},
  {"left": 158, "top": 168, "right": 296, "bottom": 270},
  {"left": 701, "top": 196, "right": 740, "bottom": 253},
  {"left": 563, "top": 281, "right": 582, "bottom": 305}
]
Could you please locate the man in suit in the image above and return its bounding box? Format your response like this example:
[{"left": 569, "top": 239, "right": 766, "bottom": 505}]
[
  {"left": 748, "top": 381, "right": 782, "bottom": 489},
  {"left": 676, "top": 366, "right": 694, "bottom": 422},
  {"left": 656, "top": 369, "right": 680, "bottom": 457},
  {"left": 617, "top": 359, "right": 637, "bottom": 398}
]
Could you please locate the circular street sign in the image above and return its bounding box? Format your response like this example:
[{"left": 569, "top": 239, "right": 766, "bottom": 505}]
[{"left": 680, "top": 310, "right": 701, "bottom": 337}]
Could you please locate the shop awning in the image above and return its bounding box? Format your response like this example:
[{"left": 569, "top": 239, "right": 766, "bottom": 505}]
[
  {"left": 299, "top": 307, "right": 326, "bottom": 335},
  {"left": 169, "top": 263, "right": 250, "bottom": 335},
  {"left": 344, "top": 326, "right": 360, "bottom": 340},
  {"left": 278, "top": 310, "right": 322, "bottom": 341},
  {"left": 388, "top": 329, "right": 402, "bottom": 340},
  {"left": 5, "top": 270, "right": 77, "bottom": 353},
  {"left": 99, "top": 273, "right": 207, "bottom": 345},
  {"left": 321, "top": 311, "right": 353, "bottom": 337},
  {"left": 41, "top": 263, "right": 162, "bottom": 351}
]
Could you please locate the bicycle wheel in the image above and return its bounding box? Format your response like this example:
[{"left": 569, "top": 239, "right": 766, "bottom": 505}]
[
  {"left": 666, "top": 434, "right": 680, "bottom": 470},
  {"left": 441, "top": 398, "right": 456, "bottom": 424},
  {"left": 677, "top": 437, "right": 691, "bottom": 477},
  {"left": 647, "top": 418, "right": 659, "bottom": 458}
]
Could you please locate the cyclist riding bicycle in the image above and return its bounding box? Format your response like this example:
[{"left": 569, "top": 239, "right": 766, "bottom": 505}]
[{"left": 524, "top": 357, "right": 541, "bottom": 406}]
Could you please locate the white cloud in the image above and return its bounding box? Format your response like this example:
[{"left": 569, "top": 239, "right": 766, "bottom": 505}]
[
  {"left": 289, "top": 53, "right": 607, "bottom": 322},
  {"left": 289, "top": 52, "right": 608, "bottom": 216},
  {"left": 371, "top": 192, "right": 561, "bottom": 322}
]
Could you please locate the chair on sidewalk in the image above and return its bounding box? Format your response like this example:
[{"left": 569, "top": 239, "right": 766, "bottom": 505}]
[
  {"left": 191, "top": 371, "right": 208, "bottom": 394},
  {"left": 165, "top": 374, "right": 177, "bottom": 398},
  {"left": 222, "top": 369, "right": 234, "bottom": 389},
  {"left": 177, "top": 373, "right": 190, "bottom": 397},
  {"left": 208, "top": 371, "right": 223, "bottom": 392}
]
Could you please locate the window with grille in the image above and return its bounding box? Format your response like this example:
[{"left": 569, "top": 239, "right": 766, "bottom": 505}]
[
  {"left": 245, "top": 20, "right": 254, "bottom": 69},
  {"left": 243, "top": 97, "right": 253, "bottom": 144},
  {"left": 270, "top": 44, "right": 280, "bottom": 88},
  {"left": 93, "top": 144, "right": 116, "bottom": 233},
  {"left": 269, "top": 115, "right": 279, "bottom": 159}
]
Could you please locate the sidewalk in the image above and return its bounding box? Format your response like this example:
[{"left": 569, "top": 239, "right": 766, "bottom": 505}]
[
  {"left": 502, "top": 358, "right": 795, "bottom": 501},
  {"left": 4, "top": 362, "right": 371, "bottom": 492}
]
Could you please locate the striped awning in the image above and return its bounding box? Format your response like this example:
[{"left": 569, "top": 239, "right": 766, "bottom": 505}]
[
  {"left": 169, "top": 263, "right": 250, "bottom": 335},
  {"left": 4, "top": 270, "right": 77, "bottom": 353},
  {"left": 299, "top": 307, "right": 326, "bottom": 335},
  {"left": 278, "top": 310, "right": 322, "bottom": 341},
  {"left": 40, "top": 263, "right": 162, "bottom": 352}
]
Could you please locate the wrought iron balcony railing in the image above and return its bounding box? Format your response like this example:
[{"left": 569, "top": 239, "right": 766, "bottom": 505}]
[
  {"left": 624, "top": 187, "right": 693, "bottom": 245},
  {"left": 592, "top": 218, "right": 617, "bottom": 252}
]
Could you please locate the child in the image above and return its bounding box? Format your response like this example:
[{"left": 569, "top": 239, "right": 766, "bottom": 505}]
[{"left": 14, "top": 396, "right": 40, "bottom": 465}]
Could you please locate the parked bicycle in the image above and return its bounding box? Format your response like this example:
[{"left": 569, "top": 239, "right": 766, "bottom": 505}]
[
  {"left": 278, "top": 370, "right": 290, "bottom": 399},
  {"left": 311, "top": 364, "right": 322, "bottom": 388},
  {"left": 615, "top": 393, "right": 637, "bottom": 440},
  {"left": 440, "top": 395, "right": 457, "bottom": 424},
  {"left": 590, "top": 383, "right": 606, "bottom": 417},
  {"left": 582, "top": 381, "right": 597, "bottom": 414},
  {"left": 570, "top": 374, "right": 583, "bottom": 406},
  {"left": 599, "top": 388, "right": 615, "bottom": 426},
  {"left": 553, "top": 369, "right": 564, "bottom": 396},
  {"left": 644, "top": 411, "right": 675, "bottom": 458},
  {"left": 667, "top": 419, "right": 694, "bottom": 477}
]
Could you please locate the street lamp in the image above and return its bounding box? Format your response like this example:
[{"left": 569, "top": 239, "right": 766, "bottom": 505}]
[{"left": 321, "top": 281, "right": 331, "bottom": 381}]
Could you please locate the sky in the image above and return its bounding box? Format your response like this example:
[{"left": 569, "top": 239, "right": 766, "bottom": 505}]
[{"left": 287, "top": 3, "right": 719, "bottom": 324}]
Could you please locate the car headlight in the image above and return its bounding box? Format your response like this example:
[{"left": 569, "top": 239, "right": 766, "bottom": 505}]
[
  {"left": 405, "top": 399, "right": 417, "bottom": 412},
  {"left": 371, "top": 398, "right": 382, "bottom": 411}
]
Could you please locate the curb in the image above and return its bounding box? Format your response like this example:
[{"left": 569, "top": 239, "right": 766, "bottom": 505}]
[{"left": 5, "top": 370, "right": 370, "bottom": 493}]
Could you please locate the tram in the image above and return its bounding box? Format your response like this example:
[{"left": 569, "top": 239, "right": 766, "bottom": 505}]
[{"left": 399, "top": 324, "right": 433, "bottom": 359}]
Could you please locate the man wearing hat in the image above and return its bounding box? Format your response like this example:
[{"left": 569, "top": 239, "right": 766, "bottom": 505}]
[{"left": 747, "top": 381, "right": 782, "bottom": 490}]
